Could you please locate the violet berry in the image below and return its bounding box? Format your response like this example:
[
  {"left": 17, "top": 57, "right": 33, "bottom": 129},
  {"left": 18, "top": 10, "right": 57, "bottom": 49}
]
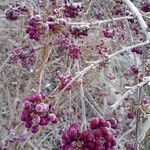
[
  {"left": 93, "top": 129, "right": 102, "bottom": 138},
  {"left": 127, "top": 112, "right": 135, "bottom": 119},
  {"left": 68, "top": 127, "right": 78, "bottom": 138},
  {"left": 23, "top": 100, "right": 32, "bottom": 108},
  {"left": 35, "top": 103, "right": 44, "bottom": 112},
  {"left": 130, "top": 65, "right": 139, "bottom": 75},
  {"left": 24, "top": 122, "right": 32, "bottom": 129},
  {"left": 90, "top": 118, "right": 99, "bottom": 129},
  {"left": 39, "top": 117, "right": 49, "bottom": 126},
  {"left": 31, "top": 126, "right": 39, "bottom": 133},
  {"left": 48, "top": 113, "right": 57, "bottom": 122}
]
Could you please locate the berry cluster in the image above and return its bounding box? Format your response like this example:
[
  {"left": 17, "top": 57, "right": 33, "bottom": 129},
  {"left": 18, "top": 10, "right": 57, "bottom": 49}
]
[
  {"left": 95, "top": 11, "right": 104, "bottom": 20},
  {"left": 63, "top": 3, "right": 82, "bottom": 18},
  {"left": 57, "top": 73, "right": 72, "bottom": 91},
  {"left": 55, "top": 33, "right": 81, "bottom": 60},
  {"left": 10, "top": 48, "right": 35, "bottom": 69},
  {"left": 128, "top": 19, "right": 140, "bottom": 35},
  {"left": 130, "top": 65, "right": 139, "bottom": 75},
  {"left": 46, "top": 16, "right": 67, "bottom": 34},
  {"left": 55, "top": 34, "right": 70, "bottom": 49},
  {"left": 47, "top": 15, "right": 61, "bottom": 33},
  {"left": 96, "top": 44, "right": 108, "bottom": 55},
  {"left": 140, "top": 2, "right": 150, "bottom": 13},
  {"left": 102, "top": 27, "right": 115, "bottom": 38},
  {"left": 21, "top": 93, "right": 57, "bottom": 133},
  {"left": 5, "top": 7, "right": 19, "bottom": 21},
  {"left": 113, "top": 0, "right": 124, "bottom": 16},
  {"left": 69, "top": 25, "right": 89, "bottom": 38},
  {"left": 124, "top": 140, "right": 136, "bottom": 150},
  {"left": 131, "top": 48, "right": 142, "bottom": 55},
  {"left": 69, "top": 44, "right": 81, "bottom": 61},
  {"left": 61, "top": 118, "right": 117, "bottom": 150},
  {"left": 26, "top": 15, "right": 45, "bottom": 41},
  {"left": 5, "top": 2, "right": 28, "bottom": 21}
]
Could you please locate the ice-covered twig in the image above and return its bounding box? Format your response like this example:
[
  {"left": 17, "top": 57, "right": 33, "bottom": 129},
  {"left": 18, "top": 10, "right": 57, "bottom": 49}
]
[
  {"left": 66, "top": 16, "right": 134, "bottom": 26},
  {"left": 76, "top": 61, "right": 87, "bottom": 130},
  {"left": 138, "top": 116, "right": 150, "bottom": 142},
  {"left": 110, "top": 76, "right": 150, "bottom": 112},
  {"left": 123, "top": 0, "right": 150, "bottom": 40}
]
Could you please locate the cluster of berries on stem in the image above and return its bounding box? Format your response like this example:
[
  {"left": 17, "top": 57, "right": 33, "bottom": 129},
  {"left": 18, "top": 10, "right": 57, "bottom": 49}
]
[
  {"left": 21, "top": 93, "right": 58, "bottom": 133},
  {"left": 69, "top": 25, "right": 89, "bottom": 38},
  {"left": 57, "top": 72, "right": 72, "bottom": 91},
  {"left": 26, "top": 15, "right": 46, "bottom": 41},
  {"left": 68, "top": 44, "right": 81, "bottom": 61},
  {"left": 61, "top": 117, "right": 117, "bottom": 150},
  {"left": 10, "top": 48, "right": 35, "bottom": 69},
  {"left": 5, "top": 2, "right": 28, "bottom": 21},
  {"left": 102, "top": 25, "right": 115, "bottom": 38},
  {"left": 63, "top": 3, "right": 82, "bottom": 18},
  {"left": 55, "top": 33, "right": 81, "bottom": 60}
]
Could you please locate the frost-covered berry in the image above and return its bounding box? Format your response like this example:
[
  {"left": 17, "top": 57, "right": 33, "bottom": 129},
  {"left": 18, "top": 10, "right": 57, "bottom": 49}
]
[
  {"left": 35, "top": 103, "right": 44, "bottom": 112},
  {"left": 23, "top": 100, "right": 32, "bottom": 108},
  {"left": 48, "top": 113, "right": 57, "bottom": 122}
]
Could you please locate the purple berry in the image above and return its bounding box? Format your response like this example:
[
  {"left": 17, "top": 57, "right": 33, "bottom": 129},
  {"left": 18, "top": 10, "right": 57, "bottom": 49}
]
[
  {"left": 130, "top": 65, "right": 139, "bottom": 75},
  {"left": 48, "top": 113, "right": 57, "bottom": 122},
  {"left": 90, "top": 118, "right": 99, "bottom": 129},
  {"left": 93, "top": 129, "right": 102, "bottom": 138},
  {"left": 35, "top": 103, "right": 44, "bottom": 112},
  {"left": 127, "top": 112, "right": 135, "bottom": 119},
  {"left": 24, "top": 122, "right": 32, "bottom": 128},
  {"left": 31, "top": 126, "right": 39, "bottom": 133},
  {"left": 67, "top": 127, "right": 78, "bottom": 138}
]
